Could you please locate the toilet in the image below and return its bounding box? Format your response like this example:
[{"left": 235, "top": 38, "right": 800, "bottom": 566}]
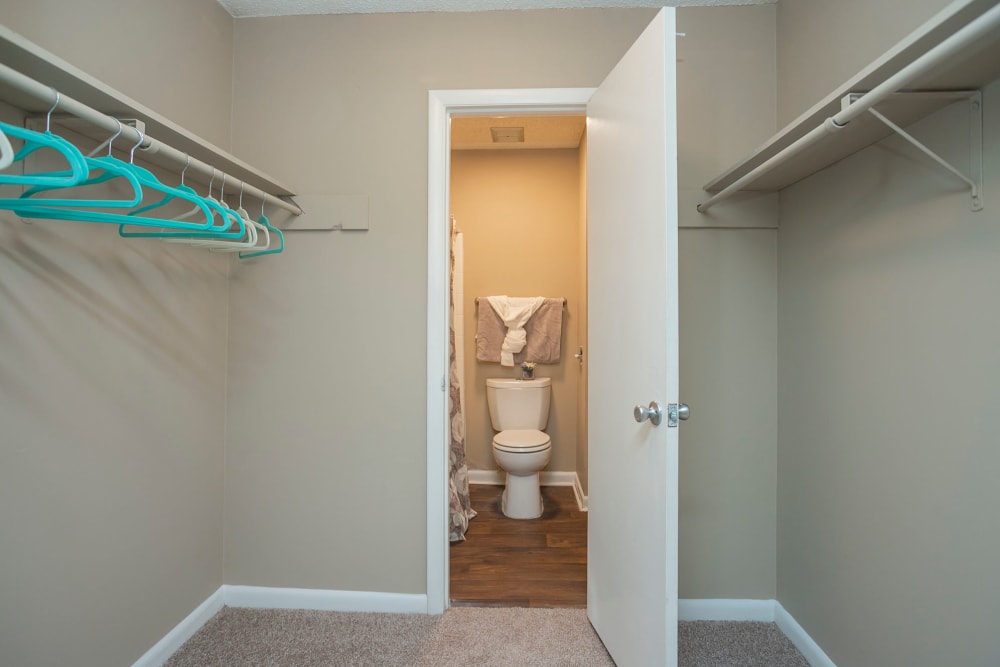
[{"left": 486, "top": 377, "right": 552, "bottom": 519}]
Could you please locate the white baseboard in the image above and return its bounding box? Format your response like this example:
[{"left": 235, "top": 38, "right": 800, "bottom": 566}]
[
  {"left": 678, "top": 598, "right": 777, "bottom": 622},
  {"left": 131, "top": 586, "right": 225, "bottom": 667},
  {"left": 469, "top": 469, "right": 588, "bottom": 512},
  {"left": 679, "top": 599, "right": 836, "bottom": 666},
  {"left": 225, "top": 585, "right": 428, "bottom": 614},
  {"left": 774, "top": 601, "right": 837, "bottom": 667}
]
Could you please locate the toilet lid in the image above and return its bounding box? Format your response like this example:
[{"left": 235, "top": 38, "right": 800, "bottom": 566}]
[{"left": 493, "top": 429, "right": 551, "bottom": 453}]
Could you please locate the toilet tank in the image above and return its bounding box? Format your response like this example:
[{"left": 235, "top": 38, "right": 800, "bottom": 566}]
[{"left": 486, "top": 378, "right": 551, "bottom": 431}]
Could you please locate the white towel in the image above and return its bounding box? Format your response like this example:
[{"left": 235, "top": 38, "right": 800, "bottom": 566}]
[{"left": 487, "top": 295, "right": 545, "bottom": 366}]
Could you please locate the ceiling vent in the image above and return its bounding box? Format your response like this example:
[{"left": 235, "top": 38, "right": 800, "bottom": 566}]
[{"left": 490, "top": 127, "right": 525, "bottom": 143}]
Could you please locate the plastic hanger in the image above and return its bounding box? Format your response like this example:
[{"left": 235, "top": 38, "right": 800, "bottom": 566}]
[
  {"left": 1, "top": 120, "right": 143, "bottom": 209},
  {"left": 206, "top": 183, "right": 265, "bottom": 252},
  {"left": 239, "top": 199, "right": 284, "bottom": 259},
  {"left": 128, "top": 168, "right": 247, "bottom": 240},
  {"left": 13, "top": 128, "right": 217, "bottom": 230},
  {"left": 0, "top": 93, "right": 89, "bottom": 188},
  {"left": 181, "top": 175, "right": 257, "bottom": 250}
]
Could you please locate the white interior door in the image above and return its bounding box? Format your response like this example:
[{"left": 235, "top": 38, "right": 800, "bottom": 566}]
[{"left": 587, "top": 9, "right": 680, "bottom": 667}]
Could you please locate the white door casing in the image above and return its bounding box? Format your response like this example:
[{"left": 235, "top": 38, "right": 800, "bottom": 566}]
[
  {"left": 427, "top": 87, "right": 595, "bottom": 614},
  {"left": 586, "top": 9, "right": 679, "bottom": 667}
]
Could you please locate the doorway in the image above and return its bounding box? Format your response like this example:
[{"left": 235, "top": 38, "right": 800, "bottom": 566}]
[
  {"left": 447, "top": 112, "right": 589, "bottom": 606},
  {"left": 426, "top": 88, "right": 596, "bottom": 614}
]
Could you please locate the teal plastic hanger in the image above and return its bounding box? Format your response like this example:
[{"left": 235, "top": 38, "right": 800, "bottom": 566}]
[
  {"left": 0, "top": 92, "right": 88, "bottom": 187},
  {"left": 12, "top": 129, "right": 217, "bottom": 230},
  {"left": 240, "top": 202, "right": 284, "bottom": 258},
  {"left": 0, "top": 121, "right": 143, "bottom": 209},
  {"left": 118, "top": 167, "right": 246, "bottom": 239},
  {"left": 0, "top": 121, "right": 88, "bottom": 188}
]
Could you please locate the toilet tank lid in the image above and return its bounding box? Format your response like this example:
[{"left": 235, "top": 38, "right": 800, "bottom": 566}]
[{"left": 486, "top": 377, "right": 551, "bottom": 388}]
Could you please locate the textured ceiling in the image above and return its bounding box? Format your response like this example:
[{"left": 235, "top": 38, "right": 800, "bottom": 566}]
[{"left": 216, "top": 0, "right": 773, "bottom": 18}]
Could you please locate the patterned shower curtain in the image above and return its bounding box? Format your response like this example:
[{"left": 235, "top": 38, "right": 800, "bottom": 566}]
[{"left": 449, "top": 223, "right": 476, "bottom": 541}]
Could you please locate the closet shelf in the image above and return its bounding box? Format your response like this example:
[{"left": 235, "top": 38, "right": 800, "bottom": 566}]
[
  {"left": 0, "top": 24, "right": 296, "bottom": 201},
  {"left": 699, "top": 0, "right": 1000, "bottom": 209}
]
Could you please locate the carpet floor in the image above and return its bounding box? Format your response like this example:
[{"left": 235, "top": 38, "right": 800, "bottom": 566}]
[{"left": 165, "top": 606, "right": 811, "bottom": 666}]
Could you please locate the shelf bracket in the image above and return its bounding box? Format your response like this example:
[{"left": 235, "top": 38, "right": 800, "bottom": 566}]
[{"left": 857, "top": 91, "right": 983, "bottom": 211}]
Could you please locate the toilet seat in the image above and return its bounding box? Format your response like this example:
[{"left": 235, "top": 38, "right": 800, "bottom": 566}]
[{"left": 493, "top": 429, "right": 551, "bottom": 454}]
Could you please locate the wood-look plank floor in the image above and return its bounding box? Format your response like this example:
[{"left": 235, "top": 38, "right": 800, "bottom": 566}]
[{"left": 450, "top": 484, "right": 587, "bottom": 608}]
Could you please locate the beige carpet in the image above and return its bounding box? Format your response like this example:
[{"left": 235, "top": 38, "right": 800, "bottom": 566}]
[{"left": 165, "top": 606, "right": 810, "bottom": 666}]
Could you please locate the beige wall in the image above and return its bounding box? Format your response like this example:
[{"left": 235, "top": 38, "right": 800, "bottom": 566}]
[
  {"left": 3, "top": 0, "right": 235, "bottom": 148},
  {"left": 227, "top": 4, "right": 780, "bottom": 601},
  {"left": 451, "top": 149, "right": 581, "bottom": 473},
  {"left": 676, "top": 5, "right": 778, "bottom": 599},
  {"left": 226, "top": 7, "right": 658, "bottom": 595},
  {"left": 776, "top": 3, "right": 1000, "bottom": 665},
  {"left": 776, "top": 0, "right": 951, "bottom": 125},
  {"left": 0, "top": 4, "right": 231, "bottom": 665}
]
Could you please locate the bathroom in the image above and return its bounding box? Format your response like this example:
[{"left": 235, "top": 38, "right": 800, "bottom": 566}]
[{"left": 448, "top": 113, "right": 589, "bottom": 603}]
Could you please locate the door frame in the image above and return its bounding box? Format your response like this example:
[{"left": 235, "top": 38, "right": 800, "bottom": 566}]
[{"left": 426, "top": 88, "right": 595, "bottom": 614}]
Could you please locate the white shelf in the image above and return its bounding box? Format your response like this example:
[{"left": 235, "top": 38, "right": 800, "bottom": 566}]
[
  {"left": 703, "top": 0, "right": 1000, "bottom": 195},
  {"left": 0, "top": 24, "right": 296, "bottom": 197}
]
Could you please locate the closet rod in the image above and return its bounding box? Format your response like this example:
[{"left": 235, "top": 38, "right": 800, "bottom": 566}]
[
  {"left": 0, "top": 62, "right": 303, "bottom": 216},
  {"left": 697, "top": 2, "right": 1000, "bottom": 213}
]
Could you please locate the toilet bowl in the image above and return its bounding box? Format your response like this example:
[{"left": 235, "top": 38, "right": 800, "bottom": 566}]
[
  {"left": 493, "top": 429, "right": 552, "bottom": 519},
  {"left": 486, "top": 378, "right": 552, "bottom": 520}
]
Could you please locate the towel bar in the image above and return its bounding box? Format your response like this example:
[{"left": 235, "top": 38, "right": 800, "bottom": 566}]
[{"left": 475, "top": 297, "right": 566, "bottom": 305}]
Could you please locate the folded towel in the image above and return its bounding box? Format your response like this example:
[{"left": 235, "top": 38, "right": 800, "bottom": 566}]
[
  {"left": 476, "top": 303, "right": 508, "bottom": 363},
  {"left": 522, "top": 298, "right": 563, "bottom": 364},
  {"left": 487, "top": 296, "right": 545, "bottom": 366},
  {"left": 476, "top": 297, "right": 564, "bottom": 365}
]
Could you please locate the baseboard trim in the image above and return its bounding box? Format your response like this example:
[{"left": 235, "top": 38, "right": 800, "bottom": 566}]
[
  {"left": 224, "top": 585, "right": 429, "bottom": 614},
  {"left": 679, "top": 599, "right": 836, "bottom": 666},
  {"left": 678, "top": 598, "right": 777, "bottom": 622},
  {"left": 469, "top": 469, "right": 588, "bottom": 512},
  {"left": 774, "top": 602, "right": 837, "bottom": 667},
  {"left": 468, "top": 469, "right": 504, "bottom": 485},
  {"left": 131, "top": 586, "right": 225, "bottom": 667}
]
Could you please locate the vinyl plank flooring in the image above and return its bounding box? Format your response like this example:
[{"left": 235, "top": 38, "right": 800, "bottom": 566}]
[{"left": 450, "top": 484, "right": 587, "bottom": 608}]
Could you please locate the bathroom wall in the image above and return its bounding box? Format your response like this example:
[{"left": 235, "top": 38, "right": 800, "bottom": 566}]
[
  {"left": 0, "top": 2, "right": 232, "bottom": 666},
  {"left": 776, "top": 1, "right": 1000, "bottom": 664},
  {"left": 451, "top": 148, "right": 582, "bottom": 473}
]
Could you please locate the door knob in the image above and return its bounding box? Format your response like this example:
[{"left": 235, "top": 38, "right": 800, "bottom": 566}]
[{"left": 634, "top": 401, "right": 663, "bottom": 426}]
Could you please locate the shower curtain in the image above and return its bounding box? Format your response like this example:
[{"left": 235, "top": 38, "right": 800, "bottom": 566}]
[{"left": 449, "top": 221, "right": 476, "bottom": 541}]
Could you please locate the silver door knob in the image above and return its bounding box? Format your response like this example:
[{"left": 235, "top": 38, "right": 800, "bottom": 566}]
[{"left": 634, "top": 401, "right": 663, "bottom": 426}]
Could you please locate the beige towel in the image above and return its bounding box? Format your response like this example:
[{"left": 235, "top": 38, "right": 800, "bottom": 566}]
[{"left": 476, "top": 298, "right": 563, "bottom": 364}]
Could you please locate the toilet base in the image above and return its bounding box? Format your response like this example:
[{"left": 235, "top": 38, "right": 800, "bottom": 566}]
[{"left": 501, "top": 472, "right": 543, "bottom": 519}]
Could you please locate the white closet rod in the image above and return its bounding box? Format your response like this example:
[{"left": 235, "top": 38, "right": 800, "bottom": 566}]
[
  {"left": 0, "top": 62, "right": 303, "bottom": 216},
  {"left": 697, "top": 2, "right": 1000, "bottom": 213}
]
